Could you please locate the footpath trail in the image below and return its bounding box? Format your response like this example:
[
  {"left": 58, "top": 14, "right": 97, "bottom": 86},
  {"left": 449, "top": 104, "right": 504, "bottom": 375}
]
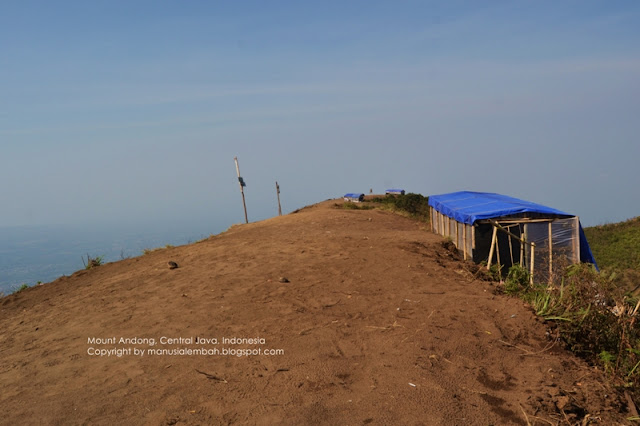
[{"left": 0, "top": 200, "right": 628, "bottom": 425}]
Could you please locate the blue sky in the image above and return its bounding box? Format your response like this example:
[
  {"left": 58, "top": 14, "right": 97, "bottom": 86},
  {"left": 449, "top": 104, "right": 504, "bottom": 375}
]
[{"left": 1, "top": 0, "right": 639, "bottom": 231}]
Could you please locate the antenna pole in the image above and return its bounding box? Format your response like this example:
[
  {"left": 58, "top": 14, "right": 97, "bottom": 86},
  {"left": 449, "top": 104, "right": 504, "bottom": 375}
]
[
  {"left": 276, "top": 181, "right": 282, "bottom": 216},
  {"left": 234, "top": 156, "right": 248, "bottom": 224}
]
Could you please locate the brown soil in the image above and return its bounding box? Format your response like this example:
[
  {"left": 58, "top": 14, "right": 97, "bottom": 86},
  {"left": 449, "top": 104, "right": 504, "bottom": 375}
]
[{"left": 0, "top": 199, "right": 631, "bottom": 425}]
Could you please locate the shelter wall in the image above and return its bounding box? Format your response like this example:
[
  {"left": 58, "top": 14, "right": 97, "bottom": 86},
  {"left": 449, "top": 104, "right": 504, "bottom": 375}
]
[{"left": 429, "top": 207, "right": 581, "bottom": 283}]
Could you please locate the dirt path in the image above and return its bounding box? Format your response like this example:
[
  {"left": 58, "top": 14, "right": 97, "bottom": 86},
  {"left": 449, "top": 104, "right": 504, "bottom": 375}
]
[{"left": 0, "top": 200, "right": 628, "bottom": 425}]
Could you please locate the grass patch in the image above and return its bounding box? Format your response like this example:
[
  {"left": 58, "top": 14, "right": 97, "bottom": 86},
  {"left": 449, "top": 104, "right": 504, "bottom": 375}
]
[
  {"left": 336, "top": 202, "right": 374, "bottom": 210},
  {"left": 368, "top": 193, "right": 430, "bottom": 222},
  {"left": 585, "top": 217, "right": 640, "bottom": 271},
  {"left": 13, "top": 283, "right": 30, "bottom": 294},
  {"left": 82, "top": 254, "right": 104, "bottom": 269},
  {"left": 503, "top": 263, "right": 640, "bottom": 393},
  {"left": 584, "top": 217, "right": 640, "bottom": 293}
]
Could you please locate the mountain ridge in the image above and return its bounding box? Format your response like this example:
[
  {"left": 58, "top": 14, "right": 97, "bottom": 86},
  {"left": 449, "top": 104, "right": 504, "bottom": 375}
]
[{"left": 0, "top": 199, "right": 628, "bottom": 424}]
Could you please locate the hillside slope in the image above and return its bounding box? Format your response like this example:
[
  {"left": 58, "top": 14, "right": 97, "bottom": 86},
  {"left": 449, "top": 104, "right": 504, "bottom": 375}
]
[
  {"left": 0, "top": 200, "right": 629, "bottom": 425},
  {"left": 585, "top": 217, "right": 640, "bottom": 292},
  {"left": 585, "top": 217, "right": 640, "bottom": 271}
]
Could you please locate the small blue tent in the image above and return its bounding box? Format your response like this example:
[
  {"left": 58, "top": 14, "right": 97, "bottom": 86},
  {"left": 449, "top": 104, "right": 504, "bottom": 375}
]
[
  {"left": 428, "top": 191, "right": 597, "bottom": 281},
  {"left": 344, "top": 193, "right": 365, "bottom": 202}
]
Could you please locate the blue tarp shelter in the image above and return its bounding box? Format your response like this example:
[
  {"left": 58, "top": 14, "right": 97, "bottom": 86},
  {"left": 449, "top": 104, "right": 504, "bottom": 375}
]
[
  {"left": 385, "top": 189, "right": 406, "bottom": 195},
  {"left": 428, "top": 191, "right": 597, "bottom": 282},
  {"left": 344, "top": 193, "right": 365, "bottom": 202}
]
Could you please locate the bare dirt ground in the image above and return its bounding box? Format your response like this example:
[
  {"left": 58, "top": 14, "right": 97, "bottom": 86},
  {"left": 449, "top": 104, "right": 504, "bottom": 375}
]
[{"left": 0, "top": 199, "right": 631, "bottom": 425}]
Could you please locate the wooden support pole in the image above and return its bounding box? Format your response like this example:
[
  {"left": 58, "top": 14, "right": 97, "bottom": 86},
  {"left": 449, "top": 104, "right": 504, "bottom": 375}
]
[
  {"left": 430, "top": 208, "right": 434, "bottom": 233},
  {"left": 530, "top": 242, "right": 536, "bottom": 286},
  {"left": 507, "top": 224, "right": 514, "bottom": 265},
  {"left": 487, "top": 224, "right": 498, "bottom": 270},
  {"left": 495, "top": 231, "right": 501, "bottom": 275},
  {"left": 455, "top": 221, "right": 459, "bottom": 247},
  {"left": 522, "top": 224, "right": 528, "bottom": 267},
  {"left": 548, "top": 222, "right": 553, "bottom": 283},
  {"left": 472, "top": 224, "right": 476, "bottom": 250},
  {"left": 463, "top": 223, "right": 468, "bottom": 260},
  {"left": 276, "top": 181, "right": 282, "bottom": 216},
  {"left": 574, "top": 217, "right": 580, "bottom": 263},
  {"left": 234, "top": 156, "right": 248, "bottom": 224}
]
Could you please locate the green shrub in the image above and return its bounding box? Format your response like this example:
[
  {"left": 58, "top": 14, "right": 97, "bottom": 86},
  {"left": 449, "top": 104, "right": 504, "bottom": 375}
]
[
  {"left": 508, "top": 262, "right": 640, "bottom": 391},
  {"left": 83, "top": 254, "right": 104, "bottom": 269},
  {"left": 369, "top": 193, "right": 430, "bottom": 221},
  {"left": 504, "top": 264, "right": 529, "bottom": 294},
  {"left": 337, "top": 202, "right": 374, "bottom": 210},
  {"left": 14, "top": 283, "right": 29, "bottom": 293}
]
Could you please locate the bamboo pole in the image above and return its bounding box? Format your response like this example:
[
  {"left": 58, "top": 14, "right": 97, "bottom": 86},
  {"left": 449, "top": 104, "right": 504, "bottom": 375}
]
[
  {"left": 507, "top": 224, "right": 514, "bottom": 265},
  {"left": 431, "top": 208, "right": 434, "bottom": 232},
  {"left": 522, "top": 224, "right": 528, "bottom": 267},
  {"left": 234, "top": 156, "right": 248, "bottom": 224},
  {"left": 489, "top": 220, "right": 530, "bottom": 241},
  {"left": 487, "top": 224, "right": 498, "bottom": 270},
  {"left": 463, "top": 223, "right": 468, "bottom": 260},
  {"left": 472, "top": 224, "right": 476, "bottom": 250},
  {"left": 495, "top": 231, "right": 501, "bottom": 275},
  {"left": 480, "top": 218, "right": 554, "bottom": 224},
  {"left": 530, "top": 242, "right": 536, "bottom": 286},
  {"left": 574, "top": 217, "right": 580, "bottom": 263},
  {"left": 548, "top": 222, "right": 553, "bottom": 283}
]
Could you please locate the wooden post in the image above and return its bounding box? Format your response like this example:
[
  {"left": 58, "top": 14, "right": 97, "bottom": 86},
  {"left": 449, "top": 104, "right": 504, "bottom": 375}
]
[
  {"left": 234, "top": 156, "right": 248, "bottom": 224},
  {"left": 430, "top": 208, "right": 434, "bottom": 233},
  {"left": 455, "top": 221, "right": 459, "bottom": 248},
  {"left": 276, "top": 181, "right": 282, "bottom": 216},
  {"left": 495, "top": 230, "right": 501, "bottom": 275},
  {"left": 574, "top": 217, "right": 580, "bottom": 263},
  {"left": 507, "top": 224, "right": 514, "bottom": 265},
  {"left": 530, "top": 242, "right": 535, "bottom": 286},
  {"left": 487, "top": 224, "right": 498, "bottom": 270},
  {"left": 548, "top": 222, "right": 553, "bottom": 283},
  {"left": 463, "top": 223, "right": 467, "bottom": 260},
  {"left": 472, "top": 224, "right": 476, "bottom": 249},
  {"left": 521, "top": 224, "right": 528, "bottom": 267}
]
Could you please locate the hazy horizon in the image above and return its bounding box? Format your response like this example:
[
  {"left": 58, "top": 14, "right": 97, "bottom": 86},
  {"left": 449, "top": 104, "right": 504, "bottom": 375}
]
[{"left": 2, "top": 1, "right": 639, "bottom": 230}]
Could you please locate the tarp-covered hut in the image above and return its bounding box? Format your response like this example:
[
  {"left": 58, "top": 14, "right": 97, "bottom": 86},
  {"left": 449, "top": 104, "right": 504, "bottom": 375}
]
[
  {"left": 428, "top": 191, "right": 597, "bottom": 283},
  {"left": 344, "top": 193, "right": 365, "bottom": 202}
]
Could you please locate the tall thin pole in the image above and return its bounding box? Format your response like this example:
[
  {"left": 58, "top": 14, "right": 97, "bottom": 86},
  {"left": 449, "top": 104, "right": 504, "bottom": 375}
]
[
  {"left": 276, "top": 181, "right": 282, "bottom": 216},
  {"left": 234, "top": 156, "right": 248, "bottom": 224}
]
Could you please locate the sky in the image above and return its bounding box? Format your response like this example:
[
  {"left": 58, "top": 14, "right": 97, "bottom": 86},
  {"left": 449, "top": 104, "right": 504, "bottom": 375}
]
[{"left": 1, "top": 0, "right": 639, "bottom": 232}]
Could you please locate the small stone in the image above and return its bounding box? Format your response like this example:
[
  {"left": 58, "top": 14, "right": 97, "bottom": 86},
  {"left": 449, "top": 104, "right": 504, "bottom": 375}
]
[
  {"left": 168, "top": 261, "right": 179, "bottom": 270},
  {"left": 555, "top": 396, "right": 570, "bottom": 410},
  {"left": 279, "top": 277, "right": 290, "bottom": 283}
]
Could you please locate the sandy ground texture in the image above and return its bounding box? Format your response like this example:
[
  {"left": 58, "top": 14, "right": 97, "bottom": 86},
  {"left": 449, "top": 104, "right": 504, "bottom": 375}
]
[{"left": 0, "top": 199, "right": 632, "bottom": 425}]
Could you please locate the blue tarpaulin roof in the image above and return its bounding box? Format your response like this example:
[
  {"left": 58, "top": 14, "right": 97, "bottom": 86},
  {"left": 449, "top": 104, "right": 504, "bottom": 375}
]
[
  {"left": 428, "top": 191, "right": 571, "bottom": 225},
  {"left": 428, "top": 191, "right": 598, "bottom": 267}
]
